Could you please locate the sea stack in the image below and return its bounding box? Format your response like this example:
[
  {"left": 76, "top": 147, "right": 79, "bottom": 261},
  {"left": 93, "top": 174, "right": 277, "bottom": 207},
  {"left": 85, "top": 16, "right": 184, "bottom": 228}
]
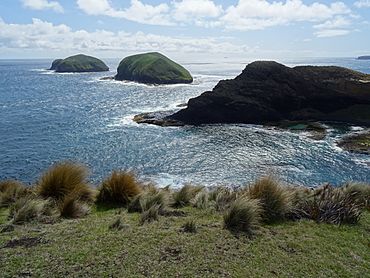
[
  {"left": 50, "top": 54, "right": 109, "bottom": 73},
  {"left": 115, "top": 52, "right": 193, "bottom": 85}
]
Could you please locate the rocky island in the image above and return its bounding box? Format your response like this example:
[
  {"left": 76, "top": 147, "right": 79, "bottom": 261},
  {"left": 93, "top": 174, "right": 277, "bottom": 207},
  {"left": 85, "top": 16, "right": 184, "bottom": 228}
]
[
  {"left": 115, "top": 52, "right": 193, "bottom": 85},
  {"left": 357, "top": 56, "right": 370, "bottom": 60},
  {"left": 50, "top": 54, "right": 109, "bottom": 73},
  {"left": 135, "top": 61, "right": 370, "bottom": 128}
]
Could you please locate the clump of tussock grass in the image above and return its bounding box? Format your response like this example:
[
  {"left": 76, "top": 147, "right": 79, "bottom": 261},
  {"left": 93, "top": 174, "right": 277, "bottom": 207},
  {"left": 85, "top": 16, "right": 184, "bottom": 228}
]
[
  {"left": 210, "top": 187, "right": 238, "bottom": 212},
  {"left": 342, "top": 182, "right": 370, "bottom": 209},
  {"left": 97, "top": 171, "right": 142, "bottom": 206},
  {"left": 293, "top": 184, "right": 364, "bottom": 225},
  {"left": 36, "top": 162, "right": 95, "bottom": 203},
  {"left": 140, "top": 205, "right": 160, "bottom": 225},
  {"left": 0, "top": 180, "right": 29, "bottom": 208},
  {"left": 191, "top": 189, "right": 209, "bottom": 209},
  {"left": 172, "top": 184, "right": 203, "bottom": 208},
  {"left": 246, "top": 176, "right": 292, "bottom": 223},
  {"left": 128, "top": 188, "right": 168, "bottom": 213},
  {"left": 223, "top": 198, "right": 262, "bottom": 235},
  {"left": 9, "top": 196, "right": 53, "bottom": 224},
  {"left": 109, "top": 217, "right": 130, "bottom": 231},
  {"left": 59, "top": 193, "right": 90, "bottom": 219},
  {"left": 181, "top": 219, "right": 197, "bottom": 233}
]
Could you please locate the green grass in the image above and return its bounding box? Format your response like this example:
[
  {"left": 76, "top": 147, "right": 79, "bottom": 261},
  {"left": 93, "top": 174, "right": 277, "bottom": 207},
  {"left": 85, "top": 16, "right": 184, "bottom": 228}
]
[
  {"left": 0, "top": 207, "right": 369, "bottom": 277},
  {"left": 54, "top": 54, "right": 109, "bottom": 72},
  {"left": 115, "top": 52, "right": 193, "bottom": 84}
]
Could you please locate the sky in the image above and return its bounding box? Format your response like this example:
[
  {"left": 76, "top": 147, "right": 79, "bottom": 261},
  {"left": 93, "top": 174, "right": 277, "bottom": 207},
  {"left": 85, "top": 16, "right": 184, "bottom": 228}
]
[{"left": 0, "top": 0, "right": 369, "bottom": 60}]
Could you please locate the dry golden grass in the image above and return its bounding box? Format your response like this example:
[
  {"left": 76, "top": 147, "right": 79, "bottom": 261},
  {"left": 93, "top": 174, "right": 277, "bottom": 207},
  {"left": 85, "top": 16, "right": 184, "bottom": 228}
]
[
  {"left": 172, "top": 184, "right": 202, "bottom": 208},
  {"left": 0, "top": 180, "right": 29, "bottom": 208},
  {"left": 97, "top": 171, "right": 142, "bottom": 206},
  {"left": 36, "top": 162, "right": 95, "bottom": 203},
  {"left": 223, "top": 197, "right": 262, "bottom": 234},
  {"left": 59, "top": 193, "right": 90, "bottom": 219},
  {"left": 246, "top": 176, "right": 292, "bottom": 223}
]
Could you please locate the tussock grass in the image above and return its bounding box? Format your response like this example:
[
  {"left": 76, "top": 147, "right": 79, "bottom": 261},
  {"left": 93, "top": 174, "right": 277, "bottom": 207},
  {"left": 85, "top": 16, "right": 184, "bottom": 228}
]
[
  {"left": 172, "top": 184, "right": 202, "bottom": 208},
  {"left": 0, "top": 180, "right": 29, "bottom": 208},
  {"left": 246, "top": 176, "right": 292, "bottom": 223},
  {"left": 211, "top": 187, "right": 238, "bottom": 212},
  {"left": 140, "top": 205, "right": 160, "bottom": 225},
  {"left": 128, "top": 188, "right": 168, "bottom": 213},
  {"left": 223, "top": 198, "right": 261, "bottom": 235},
  {"left": 59, "top": 194, "right": 90, "bottom": 219},
  {"left": 9, "top": 197, "right": 52, "bottom": 224},
  {"left": 109, "top": 217, "right": 130, "bottom": 231},
  {"left": 36, "top": 162, "right": 94, "bottom": 203},
  {"left": 293, "top": 184, "right": 364, "bottom": 224},
  {"left": 191, "top": 189, "right": 209, "bottom": 209},
  {"left": 342, "top": 182, "right": 370, "bottom": 209},
  {"left": 97, "top": 171, "right": 142, "bottom": 206},
  {"left": 181, "top": 219, "right": 197, "bottom": 233}
]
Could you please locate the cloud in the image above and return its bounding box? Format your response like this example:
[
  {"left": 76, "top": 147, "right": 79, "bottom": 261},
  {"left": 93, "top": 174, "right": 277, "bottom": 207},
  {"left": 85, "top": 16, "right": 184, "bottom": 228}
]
[
  {"left": 172, "top": 0, "right": 223, "bottom": 22},
  {"left": 0, "top": 18, "right": 249, "bottom": 54},
  {"left": 21, "top": 0, "right": 64, "bottom": 13},
  {"left": 354, "top": 0, "right": 370, "bottom": 8},
  {"left": 313, "top": 16, "right": 352, "bottom": 37},
  {"left": 314, "top": 29, "right": 350, "bottom": 37},
  {"left": 76, "top": 0, "right": 172, "bottom": 25},
  {"left": 221, "top": 0, "right": 351, "bottom": 30}
]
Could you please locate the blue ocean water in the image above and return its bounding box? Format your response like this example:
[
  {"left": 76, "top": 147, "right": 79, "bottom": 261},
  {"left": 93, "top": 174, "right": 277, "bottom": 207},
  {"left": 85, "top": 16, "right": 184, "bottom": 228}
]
[{"left": 0, "top": 57, "right": 369, "bottom": 187}]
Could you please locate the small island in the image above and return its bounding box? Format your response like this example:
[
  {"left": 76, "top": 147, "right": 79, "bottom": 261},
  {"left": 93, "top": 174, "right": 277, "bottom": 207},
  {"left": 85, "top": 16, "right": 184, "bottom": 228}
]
[
  {"left": 357, "top": 56, "right": 370, "bottom": 60},
  {"left": 115, "top": 52, "right": 193, "bottom": 85},
  {"left": 49, "top": 54, "right": 109, "bottom": 73}
]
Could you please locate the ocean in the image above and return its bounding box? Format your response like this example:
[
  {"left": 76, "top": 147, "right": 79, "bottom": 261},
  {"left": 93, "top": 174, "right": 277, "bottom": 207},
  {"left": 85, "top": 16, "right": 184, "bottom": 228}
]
[{"left": 0, "top": 57, "right": 369, "bottom": 187}]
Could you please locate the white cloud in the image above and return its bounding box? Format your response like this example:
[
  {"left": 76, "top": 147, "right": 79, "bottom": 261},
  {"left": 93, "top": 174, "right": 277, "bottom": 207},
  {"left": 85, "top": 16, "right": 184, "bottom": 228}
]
[
  {"left": 221, "top": 0, "right": 351, "bottom": 30},
  {"left": 354, "top": 0, "right": 370, "bottom": 8},
  {"left": 76, "top": 0, "right": 172, "bottom": 25},
  {"left": 22, "top": 0, "right": 64, "bottom": 13},
  {"left": 0, "top": 18, "right": 249, "bottom": 54},
  {"left": 314, "top": 29, "right": 350, "bottom": 37},
  {"left": 172, "top": 0, "right": 223, "bottom": 21},
  {"left": 313, "top": 16, "right": 351, "bottom": 37}
]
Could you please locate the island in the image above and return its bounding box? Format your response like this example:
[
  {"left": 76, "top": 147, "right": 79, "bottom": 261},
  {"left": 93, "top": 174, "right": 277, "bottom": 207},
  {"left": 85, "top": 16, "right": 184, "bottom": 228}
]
[
  {"left": 115, "top": 52, "right": 193, "bottom": 85},
  {"left": 357, "top": 56, "right": 370, "bottom": 60},
  {"left": 135, "top": 61, "right": 370, "bottom": 127},
  {"left": 49, "top": 54, "right": 109, "bottom": 73}
]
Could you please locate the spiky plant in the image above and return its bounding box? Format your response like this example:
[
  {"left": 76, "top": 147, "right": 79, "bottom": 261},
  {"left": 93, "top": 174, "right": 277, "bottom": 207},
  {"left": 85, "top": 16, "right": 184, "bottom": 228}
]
[
  {"left": 181, "top": 219, "right": 197, "bottom": 233},
  {"left": 0, "top": 180, "right": 29, "bottom": 208},
  {"left": 191, "top": 190, "right": 209, "bottom": 209},
  {"left": 140, "top": 205, "right": 160, "bottom": 225},
  {"left": 59, "top": 193, "right": 90, "bottom": 219},
  {"left": 223, "top": 198, "right": 262, "bottom": 235},
  {"left": 9, "top": 197, "right": 51, "bottom": 224},
  {"left": 97, "top": 171, "right": 142, "bottom": 206},
  {"left": 36, "top": 162, "right": 94, "bottom": 203},
  {"left": 212, "top": 187, "right": 238, "bottom": 212},
  {"left": 247, "top": 176, "right": 292, "bottom": 223}
]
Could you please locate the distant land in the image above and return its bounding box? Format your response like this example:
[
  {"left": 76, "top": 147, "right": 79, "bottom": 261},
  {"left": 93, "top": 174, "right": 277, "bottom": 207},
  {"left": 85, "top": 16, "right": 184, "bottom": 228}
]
[{"left": 357, "top": 56, "right": 370, "bottom": 60}]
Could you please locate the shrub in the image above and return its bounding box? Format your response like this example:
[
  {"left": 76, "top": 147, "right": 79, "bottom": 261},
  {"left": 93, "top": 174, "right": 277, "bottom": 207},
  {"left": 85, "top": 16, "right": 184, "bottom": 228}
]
[
  {"left": 223, "top": 198, "right": 261, "bottom": 235},
  {"left": 0, "top": 180, "right": 29, "bottom": 208},
  {"left": 140, "top": 205, "right": 160, "bottom": 225},
  {"left": 191, "top": 190, "right": 209, "bottom": 209},
  {"left": 97, "top": 171, "right": 142, "bottom": 206},
  {"left": 172, "top": 184, "right": 202, "bottom": 208},
  {"left": 181, "top": 219, "right": 197, "bottom": 233},
  {"left": 9, "top": 197, "right": 51, "bottom": 224},
  {"left": 36, "top": 162, "right": 94, "bottom": 203},
  {"left": 59, "top": 193, "right": 90, "bottom": 219},
  {"left": 246, "top": 176, "right": 292, "bottom": 223}
]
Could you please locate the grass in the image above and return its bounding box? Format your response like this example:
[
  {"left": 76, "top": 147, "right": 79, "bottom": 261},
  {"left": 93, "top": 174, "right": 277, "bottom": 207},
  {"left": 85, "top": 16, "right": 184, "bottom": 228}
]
[
  {"left": 97, "top": 171, "right": 142, "bottom": 206},
  {"left": 172, "top": 184, "right": 202, "bottom": 208},
  {"left": 0, "top": 180, "right": 28, "bottom": 208},
  {"left": 0, "top": 206, "right": 369, "bottom": 277}
]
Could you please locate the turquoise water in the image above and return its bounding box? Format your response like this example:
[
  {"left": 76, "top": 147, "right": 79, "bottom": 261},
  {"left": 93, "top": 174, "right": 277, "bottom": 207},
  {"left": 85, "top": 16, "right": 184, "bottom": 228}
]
[{"left": 0, "top": 58, "right": 369, "bottom": 187}]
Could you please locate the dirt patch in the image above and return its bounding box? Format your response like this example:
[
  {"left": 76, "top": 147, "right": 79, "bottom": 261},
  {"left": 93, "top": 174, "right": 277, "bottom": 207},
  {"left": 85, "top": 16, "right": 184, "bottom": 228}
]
[{"left": 2, "top": 236, "right": 46, "bottom": 249}]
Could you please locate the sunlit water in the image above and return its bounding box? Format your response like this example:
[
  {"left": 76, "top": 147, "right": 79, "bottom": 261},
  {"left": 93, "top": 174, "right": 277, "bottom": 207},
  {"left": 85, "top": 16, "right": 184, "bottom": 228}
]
[{"left": 0, "top": 58, "right": 369, "bottom": 187}]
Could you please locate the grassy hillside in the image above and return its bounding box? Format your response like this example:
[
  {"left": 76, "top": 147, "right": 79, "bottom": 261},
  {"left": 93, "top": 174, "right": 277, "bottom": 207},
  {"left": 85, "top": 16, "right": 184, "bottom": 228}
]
[
  {"left": 115, "top": 52, "right": 193, "bottom": 84},
  {"left": 0, "top": 207, "right": 369, "bottom": 277}
]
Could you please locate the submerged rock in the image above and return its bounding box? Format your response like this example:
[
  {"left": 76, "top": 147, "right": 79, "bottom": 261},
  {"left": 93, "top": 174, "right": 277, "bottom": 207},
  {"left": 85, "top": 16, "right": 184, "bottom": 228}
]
[
  {"left": 337, "top": 130, "right": 370, "bottom": 154},
  {"left": 115, "top": 52, "right": 193, "bottom": 85},
  {"left": 167, "top": 61, "right": 370, "bottom": 126},
  {"left": 50, "top": 54, "right": 109, "bottom": 73}
]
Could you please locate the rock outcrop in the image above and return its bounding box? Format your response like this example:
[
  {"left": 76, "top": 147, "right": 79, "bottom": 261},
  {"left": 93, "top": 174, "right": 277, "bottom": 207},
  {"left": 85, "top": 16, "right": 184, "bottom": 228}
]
[
  {"left": 358, "top": 56, "right": 370, "bottom": 60},
  {"left": 115, "top": 52, "right": 193, "bottom": 84},
  {"left": 163, "top": 61, "right": 370, "bottom": 126},
  {"left": 50, "top": 54, "right": 109, "bottom": 73}
]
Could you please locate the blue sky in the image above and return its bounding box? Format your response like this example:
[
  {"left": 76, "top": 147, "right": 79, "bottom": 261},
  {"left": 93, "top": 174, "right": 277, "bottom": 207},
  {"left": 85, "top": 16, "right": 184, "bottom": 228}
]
[{"left": 0, "top": 0, "right": 369, "bottom": 59}]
